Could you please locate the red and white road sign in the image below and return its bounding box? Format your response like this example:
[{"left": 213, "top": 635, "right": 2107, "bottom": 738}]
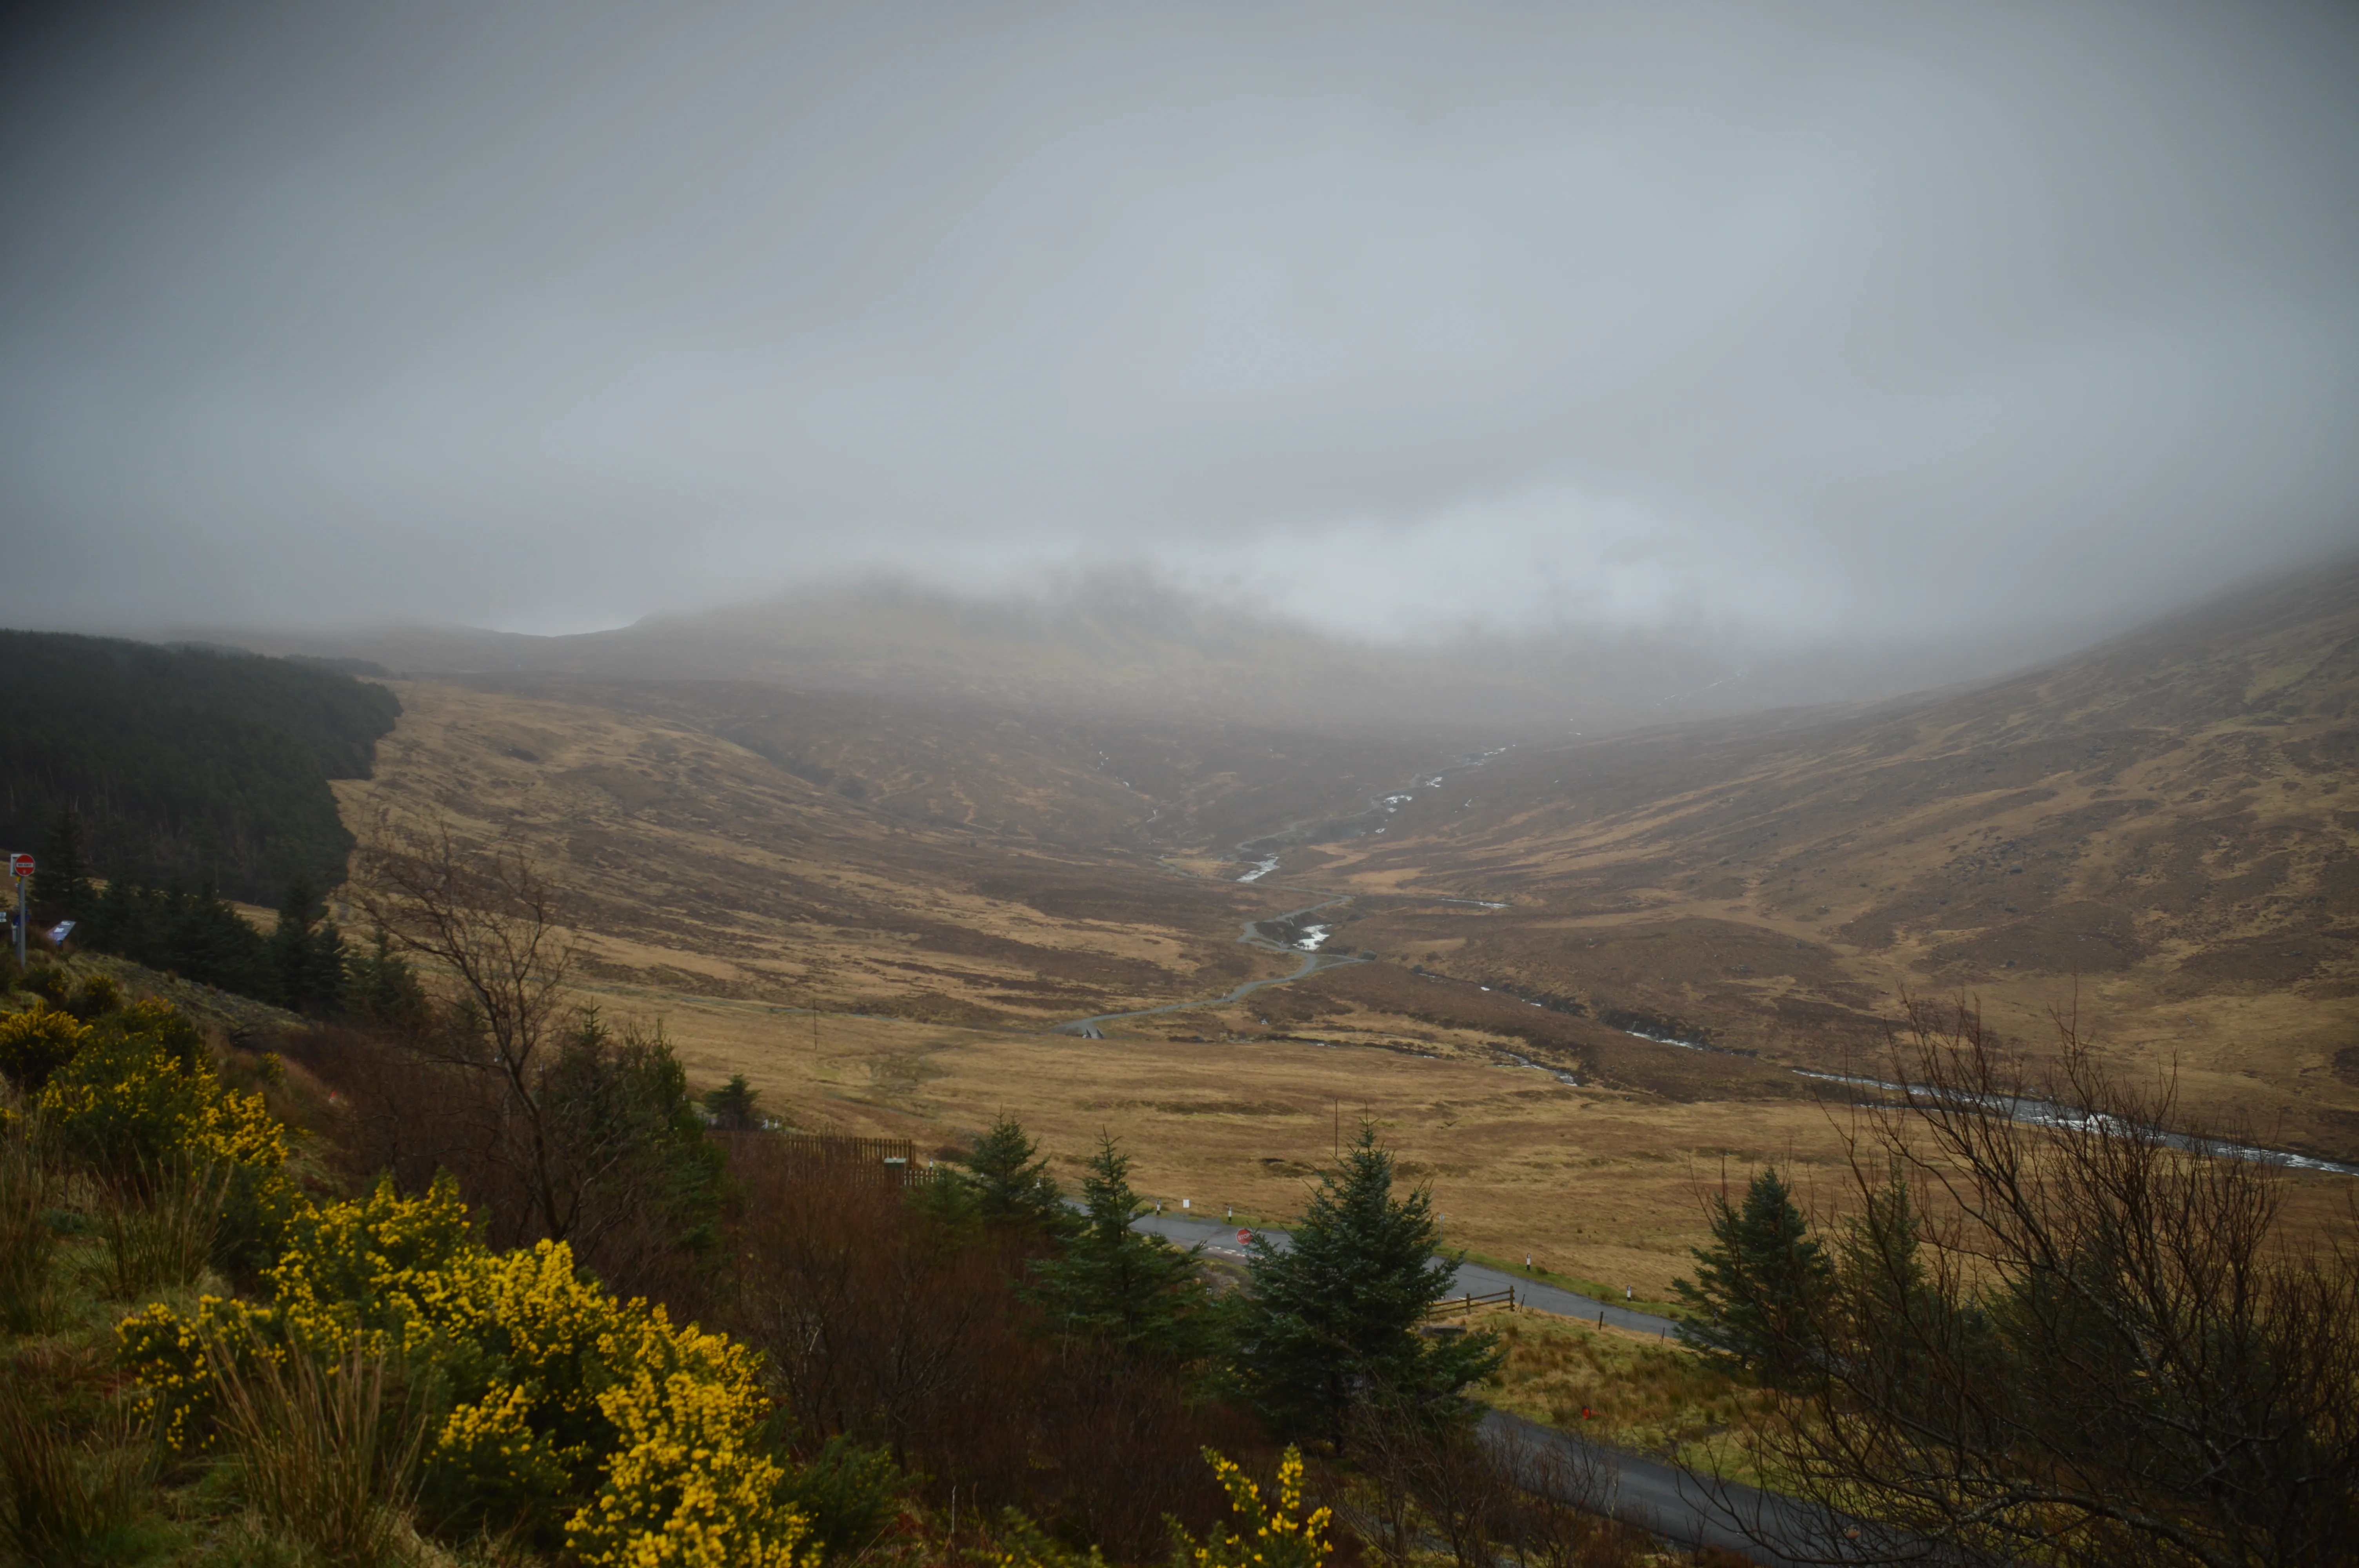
[
  {"left": 1236, "top": 1228, "right": 1253, "bottom": 1246},
  {"left": 7, "top": 854, "right": 30, "bottom": 879}
]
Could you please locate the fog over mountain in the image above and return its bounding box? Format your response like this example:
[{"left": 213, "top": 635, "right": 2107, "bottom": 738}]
[{"left": 2, "top": 3, "right": 2354, "bottom": 664}]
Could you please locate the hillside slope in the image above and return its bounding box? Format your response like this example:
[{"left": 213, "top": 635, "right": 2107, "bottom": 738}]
[
  {"left": 330, "top": 676, "right": 1475, "bottom": 1027},
  {"left": 1293, "top": 559, "right": 2359, "bottom": 1158}
]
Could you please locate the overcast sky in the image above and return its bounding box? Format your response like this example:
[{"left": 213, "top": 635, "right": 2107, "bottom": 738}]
[{"left": 2, "top": 2, "right": 2354, "bottom": 648}]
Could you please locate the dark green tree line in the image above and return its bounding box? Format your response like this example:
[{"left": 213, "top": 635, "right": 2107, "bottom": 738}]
[{"left": 0, "top": 631, "right": 398, "bottom": 903}]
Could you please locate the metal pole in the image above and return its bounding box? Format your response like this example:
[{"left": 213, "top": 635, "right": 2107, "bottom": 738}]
[{"left": 13, "top": 870, "right": 24, "bottom": 970}]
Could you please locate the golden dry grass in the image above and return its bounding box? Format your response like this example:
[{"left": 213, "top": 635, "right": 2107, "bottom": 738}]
[
  {"left": 329, "top": 678, "right": 1305, "bottom": 1026},
  {"left": 317, "top": 639, "right": 2359, "bottom": 1292},
  {"left": 1293, "top": 567, "right": 2359, "bottom": 1161},
  {"left": 561, "top": 979, "right": 1889, "bottom": 1301},
  {"left": 1480, "top": 1308, "right": 1774, "bottom": 1484}
]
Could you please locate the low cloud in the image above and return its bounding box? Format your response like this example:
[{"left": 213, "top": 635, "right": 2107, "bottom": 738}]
[{"left": 2, "top": 3, "right": 2353, "bottom": 652}]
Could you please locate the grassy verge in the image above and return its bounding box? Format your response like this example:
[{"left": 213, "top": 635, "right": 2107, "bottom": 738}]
[{"left": 1478, "top": 1305, "right": 1781, "bottom": 1492}]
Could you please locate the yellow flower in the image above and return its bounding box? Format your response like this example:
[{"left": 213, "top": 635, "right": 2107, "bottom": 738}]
[{"left": 1173, "top": 1448, "right": 1330, "bottom": 1568}]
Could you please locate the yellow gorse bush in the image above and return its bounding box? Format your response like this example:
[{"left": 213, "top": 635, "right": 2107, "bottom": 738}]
[
  {"left": 572, "top": 1340, "right": 809, "bottom": 1568},
  {"left": 1170, "top": 1446, "right": 1331, "bottom": 1568},
  {"left": 35, "top": 1002, "right": 297, "bottom": 1268},
  {"left": 101, "top": 1002, "right": 813, "bottom": 1568},
  {"left": 0, "top": 1002, "right": 91, "bottom": 1090}
]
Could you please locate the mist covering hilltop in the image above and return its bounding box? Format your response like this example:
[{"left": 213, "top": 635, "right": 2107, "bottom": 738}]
[{"left": 198, "top": 569, "right": 2129, "bottom": 735}]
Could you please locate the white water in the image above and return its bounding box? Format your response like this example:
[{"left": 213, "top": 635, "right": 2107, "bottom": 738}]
[
  {"left": 1236, "top": 855, "right": 1279, "bottom": 884},
  {"left": 1620, "top": 1027, "right": 1709, "bottom": 1052},
  {"left": 1503, "top": 1051, "right": 1583, "bottom": 1087}
]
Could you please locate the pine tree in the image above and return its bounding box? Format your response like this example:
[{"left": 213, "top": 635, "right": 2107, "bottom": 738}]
[
  {"left": 702, "top": 1073, "right": 763, "bottom": 1131},
  {"left": 1027, "top": 1132, "right": 1216, "bottom": 1364},
  {"left": 1840, "top": 1160, "right": 1934, "bottom": 1396},
  {"left": 350, "top": 926, "right": 433, "bottom": 1032},
  {"left": 268, "top": 875, "right": 349, "bottom": 1015},
  {"left": 1838, "top": 1167, "right": 1927, "bottom": 1327},
  {"left": 32, "top": 808, "right": 93, "bottom": 920},
  {"left": 1233, "top": 1123, "right": 1503, "bottom": 1441},
  {"left": 953, "top": 1113, "right": 1069, "bottom": 1236},
  {"left": 1673, "top": 1165, "right": 1830, "bottom": 1383}
]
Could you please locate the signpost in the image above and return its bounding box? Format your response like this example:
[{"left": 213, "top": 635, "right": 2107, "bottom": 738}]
[{"left": 8, "top": 853, "right": 29, "bottom": 970}]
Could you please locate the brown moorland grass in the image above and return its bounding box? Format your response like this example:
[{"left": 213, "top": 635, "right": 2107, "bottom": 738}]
[
  {"left": 314, "top": 576, "right": 2359, "bottom": 1302},
  {"left": 1481, "top": 1308, "right": 1775, "bottom": 1486},
  {"left": 1294, "top": 564, "right": 2359, "bottom": 1161},
  {"left": 587, "top": 975, "right": 2359, "bottom": 1296},
  {"left": 563, "top": 981, "right": 1905, "bottom": 1303},
  {"left": 330, "top": 678, "right": 1332, "bottom": 1027}
]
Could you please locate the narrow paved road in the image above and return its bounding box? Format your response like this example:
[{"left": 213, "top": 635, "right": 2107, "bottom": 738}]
[{"left": 1481, "top": 1410, "right": 1900, "bottom": 1566}]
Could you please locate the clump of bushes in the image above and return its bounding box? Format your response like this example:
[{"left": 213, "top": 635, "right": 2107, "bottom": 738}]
[
  {"left": 19, "top": 996, "right": 295, "bottom": 1277},
  {"left": 5, "top": 984, "right": 822, "bottom": 1568},
  {"left": 122, "top": 1175, "right": 814, "bottom": 1566}
]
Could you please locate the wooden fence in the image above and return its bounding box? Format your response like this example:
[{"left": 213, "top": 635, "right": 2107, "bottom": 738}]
[
  {"left": 710, "top": 1130, "right": 931, "bottom": 1186},
  {"left": 1424, "top": 1287, "right": 1517, "bottom": 1320}
]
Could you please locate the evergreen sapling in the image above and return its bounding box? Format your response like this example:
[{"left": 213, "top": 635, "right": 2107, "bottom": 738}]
[{"left": 1234, "top": 1123, "right": 1502, "bottom": 1440}]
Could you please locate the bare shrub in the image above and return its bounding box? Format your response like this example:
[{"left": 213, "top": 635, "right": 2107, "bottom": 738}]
[
  {"left": 1764, "top": 996, "right": 2359, "bottom": 1567},
  {"left": 1346, "top": 1393, "right": 1497, "bottom": 1567},
  {"left": 727, "top": 1142, "right": 1039, "bottom": 1479},
  {"left": 1027, "top": 1334, "right": 1265, "bottom": 1558},
  {"left": 1345, "top": 1400, "right": 1653, "bottom": 1568},
  {"left": 722, "top": 1138, "right": 1257, "bottom": 1558},
  {"left": 1484, "top": 1416, "right": 1622, "bottom": 1568},
  {"left": 351, "top": 815, "right": 579, "bottom": 1242}
]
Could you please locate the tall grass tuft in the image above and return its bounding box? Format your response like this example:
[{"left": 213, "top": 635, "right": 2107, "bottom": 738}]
[
  {"left": 205, "top": 1336, "right": 427, "bottom": 1568},
  {"left": 0, "top": 1104, "right": 58, "bottom": 1331},
  {"left": 0, "top": 1373, "right": 158, "bottom": 1567},
  {"left": 102, "top": 1158, "right": 228, "bottom": 1299}
]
